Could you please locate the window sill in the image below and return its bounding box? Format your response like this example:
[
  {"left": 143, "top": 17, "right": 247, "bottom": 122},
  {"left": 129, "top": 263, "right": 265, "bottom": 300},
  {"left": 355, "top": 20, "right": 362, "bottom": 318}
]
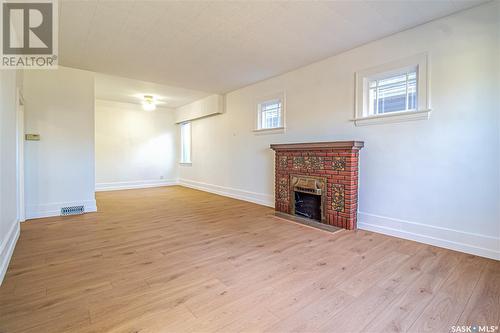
[
  {"left": 253, "top": 127, "right": 285, "bottom": 135},
  {"left": 179, "top": 162, "right": 192, "bottom": 166},
  {"left": 352, "top": 109, "right": 431, "bottom": 126}
]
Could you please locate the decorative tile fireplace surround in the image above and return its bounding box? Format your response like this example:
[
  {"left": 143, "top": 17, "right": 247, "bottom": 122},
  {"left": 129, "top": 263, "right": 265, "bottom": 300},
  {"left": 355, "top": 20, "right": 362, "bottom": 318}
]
[{"left": 270, "top": 141, "right": 364, "bottom": 230}]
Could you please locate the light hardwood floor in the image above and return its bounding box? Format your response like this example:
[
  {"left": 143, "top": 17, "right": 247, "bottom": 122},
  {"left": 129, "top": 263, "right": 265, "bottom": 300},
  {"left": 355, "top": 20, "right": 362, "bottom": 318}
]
[{"left": 1, "top": 186, "right": 498, "bottom": 333}]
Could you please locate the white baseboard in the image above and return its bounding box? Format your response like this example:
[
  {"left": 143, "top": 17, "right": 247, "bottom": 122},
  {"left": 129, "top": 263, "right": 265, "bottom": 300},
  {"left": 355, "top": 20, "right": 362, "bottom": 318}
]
[
  {"left": 95, "top": 179, "right": 178, "bottom": 192},
  {"left": 0, "top": 220, "right": 20, "bottom": 285},
  {"left": 358, "top": 212, "right": 499, "bottom": 260},
  {"left": 178, "top": 178, "right": 274, "bottom": 208},
  {"left": 26, "top": 199, "right": 97, "bottom": 220}
]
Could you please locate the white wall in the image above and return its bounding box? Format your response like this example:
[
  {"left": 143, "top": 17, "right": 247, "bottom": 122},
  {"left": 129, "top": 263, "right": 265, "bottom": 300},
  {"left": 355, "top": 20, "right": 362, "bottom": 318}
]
[
  {"left": 23, "top": 67, "right": 96, "bottom": 218},
  {"left": 95, "top": 100, "right": 178, "bottom": 191},
  {"left": 0, "top": 70, "right": 23, "bottom": 284},
  {"left": 179, "top": 3, "right": 500, "bottom": 259}
]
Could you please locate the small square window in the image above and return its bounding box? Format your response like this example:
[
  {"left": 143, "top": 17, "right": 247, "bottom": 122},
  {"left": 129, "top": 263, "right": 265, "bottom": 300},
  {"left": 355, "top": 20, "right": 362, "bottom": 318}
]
[
  {"left": 354, "top": 54, "right": 430, "bottom": 126},
  {"left": 368, "top": 68, "right": 417, "bottom": 115},
  {"left": 259, "top": 100, "right": 282, "bottom": 129},
  {"left": 255, "top": 93, "right": 285, "bottom": 133}
]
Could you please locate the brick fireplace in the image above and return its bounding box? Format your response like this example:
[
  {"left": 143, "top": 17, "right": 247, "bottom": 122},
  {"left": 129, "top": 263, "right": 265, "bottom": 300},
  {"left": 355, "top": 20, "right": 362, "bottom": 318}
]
[{"left": 270, "top": 141, "right": 364, "bottom": 230}]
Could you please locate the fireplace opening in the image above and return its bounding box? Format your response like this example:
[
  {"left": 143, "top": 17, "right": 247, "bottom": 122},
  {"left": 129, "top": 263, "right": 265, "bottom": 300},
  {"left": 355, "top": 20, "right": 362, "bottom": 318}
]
[{"left": 294, "top": 191, "right": 322, "bottom": 221}]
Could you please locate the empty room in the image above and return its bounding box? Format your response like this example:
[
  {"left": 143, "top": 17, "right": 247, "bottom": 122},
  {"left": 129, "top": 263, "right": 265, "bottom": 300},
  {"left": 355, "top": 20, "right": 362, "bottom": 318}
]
[{"left": 0, "top": 0, "right": 499, "bottom": 332}]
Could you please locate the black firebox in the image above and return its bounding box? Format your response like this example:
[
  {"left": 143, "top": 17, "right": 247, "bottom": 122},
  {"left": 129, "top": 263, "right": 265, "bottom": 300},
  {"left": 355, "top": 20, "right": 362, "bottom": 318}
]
[{"left": 294, "top": 191, "right": 322, "bottom": 222}]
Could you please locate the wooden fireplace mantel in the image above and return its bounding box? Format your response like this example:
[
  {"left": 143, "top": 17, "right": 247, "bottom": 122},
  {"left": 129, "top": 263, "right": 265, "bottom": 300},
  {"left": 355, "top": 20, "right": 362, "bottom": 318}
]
[{"left": 270, "top": 141, "right": 364, "bottom": 151}]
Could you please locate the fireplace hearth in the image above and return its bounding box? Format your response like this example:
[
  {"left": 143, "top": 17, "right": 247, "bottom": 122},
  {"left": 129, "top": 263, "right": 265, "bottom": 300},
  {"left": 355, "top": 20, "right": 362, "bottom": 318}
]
[{"left": 270, "top": 141, "right": 364, "bottom": 230}]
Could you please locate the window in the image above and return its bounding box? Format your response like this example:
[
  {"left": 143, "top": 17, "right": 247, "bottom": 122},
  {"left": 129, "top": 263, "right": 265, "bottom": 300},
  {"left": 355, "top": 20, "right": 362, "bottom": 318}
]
[
  {"left": 368, "top": 69, "right": 417, "bottom": 115},
  {"left": 260, "top": 100, "right": 281, "bottom": 129},
  {"left": 255, "top": 93, "right": 285, "bottom": 133},
  {"left": 259, "top": 100, "right": 282, "bottom": 129},
  {"left": 180, "top": 122, "right": 191, "bottom": 164},
  {"left": 355, "top": 54, "right": 430, "bottom": 126}
]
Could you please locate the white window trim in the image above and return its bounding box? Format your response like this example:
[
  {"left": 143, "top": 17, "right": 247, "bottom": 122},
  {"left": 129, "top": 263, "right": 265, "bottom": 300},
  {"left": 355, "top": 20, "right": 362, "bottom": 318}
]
[
  {"left": 254, "top": 92, "right": 286, "bottom": 134},
  {"left": 180, "top": 122, "right": 192, "bottom": 165},
  {"left": 353, "top": 53, "right": 431, "bottom": 126},
  {"left": 252, "top": 126, "right": 286, "bottom": 135}
]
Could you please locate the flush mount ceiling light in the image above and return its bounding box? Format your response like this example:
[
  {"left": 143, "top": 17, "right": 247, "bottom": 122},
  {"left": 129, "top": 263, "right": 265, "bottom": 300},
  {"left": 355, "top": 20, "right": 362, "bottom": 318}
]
[{"left": 142, "top": 95, "right": 156, "bottom": 111}]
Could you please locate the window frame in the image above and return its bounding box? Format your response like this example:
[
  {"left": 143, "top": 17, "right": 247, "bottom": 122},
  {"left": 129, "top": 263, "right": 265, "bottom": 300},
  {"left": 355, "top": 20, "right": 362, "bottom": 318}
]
[
  {"left": 254, "top": 92, "right": 285, "bottom": 134},
  {"left": 354, "top": 53, "right": 431, "bottom": 126},
  {"left": 180, "top": 122, "right": 192, "bottom": 164}
]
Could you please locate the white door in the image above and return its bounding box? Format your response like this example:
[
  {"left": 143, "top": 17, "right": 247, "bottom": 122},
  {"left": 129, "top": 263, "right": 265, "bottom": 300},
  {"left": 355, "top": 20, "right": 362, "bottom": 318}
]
[{"left": 16, "top": 89, "right": 25, "bottom": 222}]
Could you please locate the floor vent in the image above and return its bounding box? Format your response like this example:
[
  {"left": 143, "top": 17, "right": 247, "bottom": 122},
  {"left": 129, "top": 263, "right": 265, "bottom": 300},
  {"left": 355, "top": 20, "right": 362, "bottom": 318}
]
[{"left": 61, "top": 205, "right": 85, "bottom": 216}]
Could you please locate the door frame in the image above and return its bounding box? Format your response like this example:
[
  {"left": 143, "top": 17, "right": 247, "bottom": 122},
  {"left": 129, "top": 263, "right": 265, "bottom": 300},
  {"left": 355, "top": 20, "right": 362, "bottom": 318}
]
[{"left": 16, "top": 88, "right": 25, "bottom": 223}]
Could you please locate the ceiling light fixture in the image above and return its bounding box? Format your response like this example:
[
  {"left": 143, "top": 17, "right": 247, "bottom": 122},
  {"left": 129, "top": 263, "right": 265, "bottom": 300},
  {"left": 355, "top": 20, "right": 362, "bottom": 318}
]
[{"left": 142, "top": 95, "right": 156, "bottom": 111}]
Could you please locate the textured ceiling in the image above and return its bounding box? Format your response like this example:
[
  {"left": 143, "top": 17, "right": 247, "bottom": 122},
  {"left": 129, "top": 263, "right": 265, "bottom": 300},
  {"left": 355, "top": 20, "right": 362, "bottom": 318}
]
[
  {"left": 60, "top": 0, "right": 487, "bottom": 94},
  {"left": 95, "top": 74, "right": 210, "bottom": 108}
]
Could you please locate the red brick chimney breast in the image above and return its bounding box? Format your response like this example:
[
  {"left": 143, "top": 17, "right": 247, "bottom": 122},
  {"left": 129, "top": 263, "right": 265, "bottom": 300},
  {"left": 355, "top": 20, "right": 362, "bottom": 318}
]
[{"left": 270, "top": 141, "right": 364, "bottom": 230}]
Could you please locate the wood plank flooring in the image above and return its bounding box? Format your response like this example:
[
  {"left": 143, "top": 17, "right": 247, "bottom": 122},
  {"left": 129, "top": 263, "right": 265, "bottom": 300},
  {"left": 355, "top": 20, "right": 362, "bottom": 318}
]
[{"left": 0, "top": 186, "right": 498, "bottom": 333}]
